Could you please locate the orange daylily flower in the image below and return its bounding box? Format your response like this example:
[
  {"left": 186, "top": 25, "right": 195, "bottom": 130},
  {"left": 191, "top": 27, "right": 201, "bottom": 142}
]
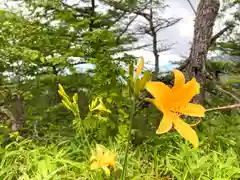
[
  {"left": 145, "top": 69, "right": 206, "bottom": 148},
  {"left": 90, "top": 144, "right": 117, "bottom": 176}
]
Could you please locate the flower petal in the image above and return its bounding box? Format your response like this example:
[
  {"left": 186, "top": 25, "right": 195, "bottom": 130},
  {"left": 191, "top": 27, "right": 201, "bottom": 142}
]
[
  {"left": 178, "top": 103, "right": 206, "bottom": 117},
  {"left": 102, "top": 166, "right": 111, "bottom": 176},
  {"left": 178, "top": 78, "right": 200, "bottom": 106},
  {"left": 136, "top": 56, "right": 144, "bottom": 77},
  {"left": 172, "top": 69, "right": 185, "bottom": 91},
  {"left": 145, "top": 81, "right": 171, "bottom": 101},
  {"left": 156, "top": 111, "right": 173, "bottom": 134},
  {"left": 102, "top": 151, "right": 116, "bottom": 167},
  {"left": 90, "top": 154, "right": 96, "bottom": 162},
  {"left": 109, "top": 153, "right": 116, "bottom": 170},
  {"left": 96, "top": 144, "right": 106, "bottom": 156},
  {"left": 168, "top": 77, "right": 200, "bottom": 110},
  {"left": 91, "top": 161, "right": 100, "bottom": 170},
  {"left": 145, "top": 82, "right": 171, "bottom": 112},
  {"left": 151, "top": 98, "right": 164, "bottom": 112},
  {"left": 173, "top": 116, "right": 199, "bottom": 148}
]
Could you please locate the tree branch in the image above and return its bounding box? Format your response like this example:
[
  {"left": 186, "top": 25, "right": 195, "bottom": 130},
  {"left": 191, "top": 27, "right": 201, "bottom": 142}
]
[
  {"left": 116, "top": 14, "right": 138, "bottom": 43},
  {"left": 209, "top": 23, "right": 235, "bottom": 46},
  {"left": 108, "top": 11, "right": 127, "bottom": 30},
  {"left": 216, "top": 84, "right": 240, "bottom": 102},
  {"left": 185, "top": 0, "right": 197, "bottom": 15},
  {"left": 155, "top": 18, "right": 182, "bottom": 32},
  {"left": 206, "top": 103, "right": 240, "bottom": 112}
]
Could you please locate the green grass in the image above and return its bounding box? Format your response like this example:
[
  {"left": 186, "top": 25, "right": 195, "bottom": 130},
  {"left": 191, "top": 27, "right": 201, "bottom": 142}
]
[{"left": 0, "top": 113, "right": 240, "bottom": 180}]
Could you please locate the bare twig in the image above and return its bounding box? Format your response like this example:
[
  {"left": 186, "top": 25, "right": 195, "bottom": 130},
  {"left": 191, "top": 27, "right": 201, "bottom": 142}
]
[
  {"left": 185, "top": 0, "right": 197, "bottom": 15},
  {"left": 216, "top": 85, "right": 240, "bottom": 102},
  {"left": 116, "top": 14, "right": 138, "bottom": 43},
  {"left": 155, "top": 18, "right": 182, "bottom": 32},
  {"left": 206, "top": 103, "right": 240, "bottom": 112},
  {"left": 108, "top": 11, "right": 127, "bottom": 30},
  {"left": 190, "top": 103, "right": 240, "bottom": 127}
]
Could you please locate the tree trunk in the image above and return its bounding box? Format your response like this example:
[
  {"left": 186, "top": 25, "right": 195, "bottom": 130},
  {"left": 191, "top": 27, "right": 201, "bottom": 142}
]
[
  {"left": 149, "top": 6, "right": 159, "bottom": 73},
  {"left": 89, "top": 0, "right": 95, "bottom": 31},
  {"left": 12, "top": 94, "right": 25, "bottom": 131},
  {"left": 152, "top": 30, "right": 159, "bottom": 73},
  {"left": 185, "top": 0, "right": 220, "bottom": 104}
]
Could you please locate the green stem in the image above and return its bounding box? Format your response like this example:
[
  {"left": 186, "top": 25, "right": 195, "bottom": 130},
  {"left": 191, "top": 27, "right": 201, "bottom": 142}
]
[
  {"left": 76, "top": 110, "right": 91, "bottom": 150},
  {"left": 120, "top": 97, "right": 136, "bottom": 180}
]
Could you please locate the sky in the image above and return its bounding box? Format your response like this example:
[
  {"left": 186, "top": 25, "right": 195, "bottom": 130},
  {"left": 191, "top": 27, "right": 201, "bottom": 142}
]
[{"left": 0, "top": 0, "right": 236, "bottom": 72}]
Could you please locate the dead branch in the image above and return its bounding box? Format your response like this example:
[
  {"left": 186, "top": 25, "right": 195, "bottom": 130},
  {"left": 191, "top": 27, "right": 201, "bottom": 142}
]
[
  {"left": 155, "top": 18, "right": 182, "bottom": 32},
  {"left": 116, "top": 14, "right": 138, "bottom": 43},
  {"left": 206, "top": 103, "right": 240, "bottom": 112},
  {"left": 216, "top": 84, "right": 240, "bottom": 103},
  {"left": 186, "top": 0, "right": 197, "bottom": 15},
  {"left": 108, "top": 11, "right": 128, "bottom": 30}
]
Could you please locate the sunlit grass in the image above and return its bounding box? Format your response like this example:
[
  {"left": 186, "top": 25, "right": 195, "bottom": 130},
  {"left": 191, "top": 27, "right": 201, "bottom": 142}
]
[{"left": 1, "top": 114, "right": 240, "bottom": 180}]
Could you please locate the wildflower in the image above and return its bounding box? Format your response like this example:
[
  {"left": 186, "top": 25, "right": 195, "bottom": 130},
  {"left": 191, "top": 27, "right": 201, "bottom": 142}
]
[
  {"left": 145, "top": 69, "right": 206, "bottom": 147},
  {"left": 89, "top": 97, "right": 111, "bottom": 113},
  {"left": 90, "top": 144, "right": 116, "bottom": 176},
  {"left": 134, "top": 57, "right": 151, "bottom": 96}
]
